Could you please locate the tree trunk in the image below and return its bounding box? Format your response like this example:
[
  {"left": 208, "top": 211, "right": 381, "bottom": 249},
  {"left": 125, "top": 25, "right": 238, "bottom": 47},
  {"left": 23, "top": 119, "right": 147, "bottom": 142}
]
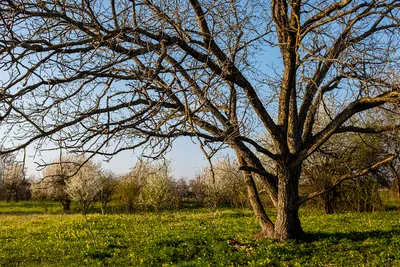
[
  {"left": 236, "top": 153, "right": 275, "bottom": 238},
  {"left": 235, "top": 149, "right": 304, "bottom": 240},
  {"left": 244, "top": 172, "right": 275, "bottom": 237},
  {"left": 273, "top": 163, "right": 304, "bottom": 240},
  {"left": 61, "top": 198, "right": 71, "bottom": 211},
  {"left": 14, "top": 188, "right": 19, "bottom": 202},
  {"left": 101, "top": 202, "right": 106, "bottom": 215},
  {"left": 323, "top": 188, "right": 337, "bottom": 214},
  {"left": 389, "top": 162, "right": 400, "bottom": 198}
]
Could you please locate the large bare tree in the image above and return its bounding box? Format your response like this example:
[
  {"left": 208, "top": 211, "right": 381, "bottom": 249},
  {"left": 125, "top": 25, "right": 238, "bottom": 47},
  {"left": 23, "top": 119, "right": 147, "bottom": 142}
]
[{"left": 0, "top": 0, "right": 399, "bottom": 240}]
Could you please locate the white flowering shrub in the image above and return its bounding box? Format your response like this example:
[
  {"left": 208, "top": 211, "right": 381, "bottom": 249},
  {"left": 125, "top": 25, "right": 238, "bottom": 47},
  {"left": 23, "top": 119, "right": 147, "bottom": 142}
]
[
  {"left": 140, "top": 162, "right": 178, "bottom": 214},
  {"left": 65, "top": 160, "right": 102, "bottom": 214}
]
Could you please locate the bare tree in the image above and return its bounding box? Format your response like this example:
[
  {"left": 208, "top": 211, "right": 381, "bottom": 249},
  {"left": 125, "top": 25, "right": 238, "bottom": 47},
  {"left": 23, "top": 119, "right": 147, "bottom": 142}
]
[{"left": 0, "top": 0, "right": 399, "bottom": 240}]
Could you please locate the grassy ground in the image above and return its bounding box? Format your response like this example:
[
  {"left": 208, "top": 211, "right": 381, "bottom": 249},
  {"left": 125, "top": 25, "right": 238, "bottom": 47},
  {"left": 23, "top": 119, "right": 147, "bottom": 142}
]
[{"left": 0, "top": 202, "right": 399, "bottom": 266}]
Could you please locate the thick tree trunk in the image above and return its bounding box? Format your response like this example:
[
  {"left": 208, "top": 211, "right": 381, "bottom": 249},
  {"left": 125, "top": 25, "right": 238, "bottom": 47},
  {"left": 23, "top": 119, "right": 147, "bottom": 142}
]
[
  {"left": 237, "top": 157, "right": 304, "bottom": 240},
  {"left": 273, "top": 163, "right": 304, "bottom": 240},
  {"left": 234, "top": 145, "right": 304, "bottom": 240}
]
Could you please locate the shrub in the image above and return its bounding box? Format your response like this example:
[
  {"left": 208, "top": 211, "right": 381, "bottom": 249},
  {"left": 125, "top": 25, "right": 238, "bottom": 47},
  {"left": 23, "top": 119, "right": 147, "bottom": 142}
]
[
  {"left": 140, "top": 162, "right": 178, "bottom": 214},
  {"left": 192, "top": 157, "right": 248, "bottom": 209},
  {"left": 65, "top": 160, "right": 102, "bottom": 214}
]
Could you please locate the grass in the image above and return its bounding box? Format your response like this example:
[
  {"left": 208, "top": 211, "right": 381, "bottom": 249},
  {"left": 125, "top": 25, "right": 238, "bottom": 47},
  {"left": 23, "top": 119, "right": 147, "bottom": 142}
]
[
  {"left": 0, "top": 201, "right": 61, "bottom": 215},
  {"left": 0, "top": 202, "right": 399, "bottom": 266}
]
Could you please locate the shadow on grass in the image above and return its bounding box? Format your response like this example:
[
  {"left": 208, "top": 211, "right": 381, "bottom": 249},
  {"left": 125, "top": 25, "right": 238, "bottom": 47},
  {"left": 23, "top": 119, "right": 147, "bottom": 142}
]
[
  {"left": 254, "top": 229, "right": 400, "bottom": 265},
  {"left": 304, "top": 228, "right": 400, "bottom": 243}
]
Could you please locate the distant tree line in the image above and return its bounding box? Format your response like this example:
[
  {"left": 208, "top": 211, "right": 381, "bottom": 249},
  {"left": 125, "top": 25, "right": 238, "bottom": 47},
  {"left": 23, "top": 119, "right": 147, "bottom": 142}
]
[
  {"left": 1, "top": 134, "right": 399, "bottom": 215},
  {"left": 24, "top": 156, "right": 250, "bottom": 214}
]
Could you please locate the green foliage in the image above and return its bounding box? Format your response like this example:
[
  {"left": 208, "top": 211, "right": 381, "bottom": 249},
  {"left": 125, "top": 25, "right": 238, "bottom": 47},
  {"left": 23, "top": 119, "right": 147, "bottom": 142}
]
[
  {"left": 1, "top": 202, "right": 400, "bottom": 266},
  {"left": 302, "top": 133, "right": 392, "bottom": 214},
  {"left": 114, "top": 161, "right": 147, "bottom": 212}
]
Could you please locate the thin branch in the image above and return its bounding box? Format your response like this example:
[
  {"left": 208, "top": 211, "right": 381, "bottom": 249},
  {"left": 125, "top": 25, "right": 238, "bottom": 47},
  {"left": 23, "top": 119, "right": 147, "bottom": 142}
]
[{"left": 298, "top": 155, "right": 397, "bottom": 206}]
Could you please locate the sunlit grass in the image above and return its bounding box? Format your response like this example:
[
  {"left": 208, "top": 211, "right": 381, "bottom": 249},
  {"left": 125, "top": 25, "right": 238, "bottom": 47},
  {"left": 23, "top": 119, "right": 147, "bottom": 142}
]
[{"left": 0, "top": 202, "right": 399, "bottom": 266}]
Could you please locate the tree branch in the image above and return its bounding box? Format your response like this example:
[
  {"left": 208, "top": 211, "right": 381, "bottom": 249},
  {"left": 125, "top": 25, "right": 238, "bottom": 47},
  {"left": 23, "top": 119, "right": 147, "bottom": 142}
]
[
  {"left": 297, "top": 91, "right": 400, "bottom": 164},
  {"left": 298, "top": 154, "right": 397, "bottom": 206},
  {"left": 335, "top": 125, "right": 400, "bottom": 134}
]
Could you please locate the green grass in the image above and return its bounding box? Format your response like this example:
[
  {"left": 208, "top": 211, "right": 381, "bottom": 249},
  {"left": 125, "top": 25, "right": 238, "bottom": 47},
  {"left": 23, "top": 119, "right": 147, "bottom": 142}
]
[
  {"left": 0, "top": 201, "right": 62, "bottom": 215},
  {"left": 0, "top": 202, "right": 399, "bottom": 266}
]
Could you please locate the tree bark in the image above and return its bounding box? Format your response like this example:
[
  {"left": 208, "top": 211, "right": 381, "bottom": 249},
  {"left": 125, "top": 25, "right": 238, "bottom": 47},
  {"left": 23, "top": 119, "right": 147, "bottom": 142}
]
[
  {"left": 244, "top": 172, "right": 275, "bottom": 237},
  {"left": 236, "top": 153, "right": 275, "bottom": 238},
  {"left": 273, "top": 161, "right": 304, "bottom": 240},
  {"left": 237, "top": 148, "right": 305, "bottom": 240}
]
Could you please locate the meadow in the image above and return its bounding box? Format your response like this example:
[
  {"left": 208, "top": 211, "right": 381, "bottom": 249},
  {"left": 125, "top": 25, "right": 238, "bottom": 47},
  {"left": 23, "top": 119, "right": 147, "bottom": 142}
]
[{"left": 0, "top": 202, "right": 399, "bottom": 266}]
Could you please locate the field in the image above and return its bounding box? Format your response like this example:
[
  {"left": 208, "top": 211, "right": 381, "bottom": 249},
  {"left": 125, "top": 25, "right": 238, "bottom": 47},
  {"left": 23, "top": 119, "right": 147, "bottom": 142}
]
[{"left": 0, "top": 202, "right": 400, "bottom": 266}]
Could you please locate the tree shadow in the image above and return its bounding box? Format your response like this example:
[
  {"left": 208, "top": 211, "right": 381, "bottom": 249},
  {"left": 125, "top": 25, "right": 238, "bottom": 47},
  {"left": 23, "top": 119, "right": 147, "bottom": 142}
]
[
  {"left": 257, "top": 228, "right": 400, "bottom": 264},
  {"left": 304, "top": 228, "right": 400, "bottom": 243}
]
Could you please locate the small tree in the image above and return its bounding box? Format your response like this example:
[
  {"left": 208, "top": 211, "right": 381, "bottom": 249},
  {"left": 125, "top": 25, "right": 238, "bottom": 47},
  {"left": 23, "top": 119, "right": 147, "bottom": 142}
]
[
  {"left": 194, "top": 158, "right": 247, "bottom": 209},
  {"left": 140, "top": 162, "right": 178, "bottom": 216},
  {"left": 115, "top": 161, "right": 148, "bottom": 212},
  {"left": 41, "top": 156, "right": 99, "bottom": 211},
  {"left": 41, "top": 158, "right": 76, "bottom": 211},
  {"left": 302, "top": 133, "right": 391, "bottom": 213},
  {"left": 65, "top": 160, "right": 102, "bottom": 214},
  {"left": 3, "top": 162, "right": 26, "bottom": 202},
  {"left": 30, "top": 180, "right": 53, "bottom": 212},
  {"left": 97, "top": 171, "right": 119, "bottom": 214}
]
